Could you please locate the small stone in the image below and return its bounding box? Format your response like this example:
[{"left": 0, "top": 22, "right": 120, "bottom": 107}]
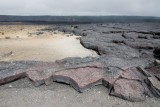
[
  {"left": 9, "top": 85, "right": 13, "bottom": 88},
  {"left": 5, "top": 36, "right": 11, "bottom": 39},
  {"left": 76, "top": 37, "right": 80, "bottom": 40}
]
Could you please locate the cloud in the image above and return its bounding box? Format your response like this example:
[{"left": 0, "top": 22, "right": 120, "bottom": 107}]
[{"left": 0, "top": 0, "right": 159, "bottom": 16}]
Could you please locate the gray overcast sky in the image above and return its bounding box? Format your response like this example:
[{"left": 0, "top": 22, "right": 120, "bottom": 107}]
[{"left": 0, "top": 0, "right": 159, "bottom": 16}]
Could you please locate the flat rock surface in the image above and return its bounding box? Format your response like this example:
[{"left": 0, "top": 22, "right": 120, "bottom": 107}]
[{"left": 0, "top": 23, "right": 160, "bottom": 106}]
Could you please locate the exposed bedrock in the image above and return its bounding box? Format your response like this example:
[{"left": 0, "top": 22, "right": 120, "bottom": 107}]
[
  {"left": 1, "top": 23, "right": 160, "bottom": 102},
  {"left": 0, "top": 59, "right": 160, "bottom": 102}
]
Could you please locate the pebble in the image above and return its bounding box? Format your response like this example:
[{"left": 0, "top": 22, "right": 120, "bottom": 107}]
[{"left": 9, "top": 85, "right": 13, "bottom": 88}]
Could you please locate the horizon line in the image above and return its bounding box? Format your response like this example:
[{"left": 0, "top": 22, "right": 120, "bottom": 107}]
[{"left": 0, "top": 15, "right": 160, "bottom": 18}]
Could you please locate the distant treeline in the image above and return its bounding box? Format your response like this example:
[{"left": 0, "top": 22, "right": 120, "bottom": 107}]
[{"left": 0, "top": 15, "right": 160, "bottom": 23}]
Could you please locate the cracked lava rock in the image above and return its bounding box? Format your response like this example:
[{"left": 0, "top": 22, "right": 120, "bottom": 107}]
[{"left": 0, "top": 23, "right": 160, "bottom": 102}]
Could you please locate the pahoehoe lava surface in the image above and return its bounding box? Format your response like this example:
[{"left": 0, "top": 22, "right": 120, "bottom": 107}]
[{"left": 0, "top": 23, "right": 160, "bottom": 102}]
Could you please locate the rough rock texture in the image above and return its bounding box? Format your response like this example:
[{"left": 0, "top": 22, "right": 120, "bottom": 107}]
[
  {"left": 0, "top": 23, "right": 160, "bottom": 102},
  {"left": 0, "top": 60, "right": 159, "bottom": 102}
]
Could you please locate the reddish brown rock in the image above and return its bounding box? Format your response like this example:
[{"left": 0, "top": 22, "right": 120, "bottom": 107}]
[
  {"left": 54, "top": 65, "right": 104, "bottom": 92},
  {"left": 109, "top": 66, "right": 153, "bottom": 101},
  {"left": 110, "top": 79, "right": 147, "bottom": 101},
  {"left": 0, "top": 61, "right": 160, "bottom": 102},
  {"left": 121, "top": 66, "right": 146, "bottom": 80}
]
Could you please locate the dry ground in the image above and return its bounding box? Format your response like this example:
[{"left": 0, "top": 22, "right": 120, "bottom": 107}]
[
  {"left": 0, "top": 78, "right": 159, "bottom": 107},
  {"left": 0, "top": 23, "right": 159, "bottom": 107},
  {"left": 0, "top": 24, "right": 97, "bottom": 62}
]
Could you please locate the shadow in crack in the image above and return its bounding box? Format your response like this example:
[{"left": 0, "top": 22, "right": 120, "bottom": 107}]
[{"left": 153, "top": 48, "right": 160, "bottom": 60}]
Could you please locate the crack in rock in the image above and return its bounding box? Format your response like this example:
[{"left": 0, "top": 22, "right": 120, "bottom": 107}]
[
  {"left": 0, "top": 23, "right": 160, "bottom": 102},
  {"left": 0, "top": 60, "right": 159, "bottom": 102}
]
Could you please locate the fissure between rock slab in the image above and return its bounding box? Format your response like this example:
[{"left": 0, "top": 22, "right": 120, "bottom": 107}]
[{"left": 0, "top": 60, "right": 160, "bottom": 102}]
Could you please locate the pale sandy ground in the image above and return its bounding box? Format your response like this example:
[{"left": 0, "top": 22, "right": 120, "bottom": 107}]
[
  {"left": 0, "top": 24, "right": 159, "bottom": 107},
  {"left": 0, "top": 24, "right": 97, "bottom": 62}
]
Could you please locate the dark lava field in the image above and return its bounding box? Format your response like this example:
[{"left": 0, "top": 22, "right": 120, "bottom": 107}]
[{"left": 0, "top": 23, "right": 160, "bottom": 102}]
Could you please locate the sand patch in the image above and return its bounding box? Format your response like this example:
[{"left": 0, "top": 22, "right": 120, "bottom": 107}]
[
  {"left": 0, "top": 24, "right": 97, "bottom": 62},
  {"left": 0, "top": 24, "right": 47, "bottom": 39}
]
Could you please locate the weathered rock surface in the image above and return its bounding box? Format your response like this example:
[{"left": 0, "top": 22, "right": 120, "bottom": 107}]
[
  {"left": 0, "top": 60, "right": 159, "bottom": 102},
  {"left": 1, "top": 23, "right": 160, "bottom": 102}
]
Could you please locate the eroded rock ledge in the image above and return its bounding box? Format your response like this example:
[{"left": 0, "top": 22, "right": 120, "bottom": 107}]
[
  {"left": 0, "top": 58, "right": 160, "bottom": 102},
  {"left": 0, "top": 23, "right": 160, "bottom": 102}
]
